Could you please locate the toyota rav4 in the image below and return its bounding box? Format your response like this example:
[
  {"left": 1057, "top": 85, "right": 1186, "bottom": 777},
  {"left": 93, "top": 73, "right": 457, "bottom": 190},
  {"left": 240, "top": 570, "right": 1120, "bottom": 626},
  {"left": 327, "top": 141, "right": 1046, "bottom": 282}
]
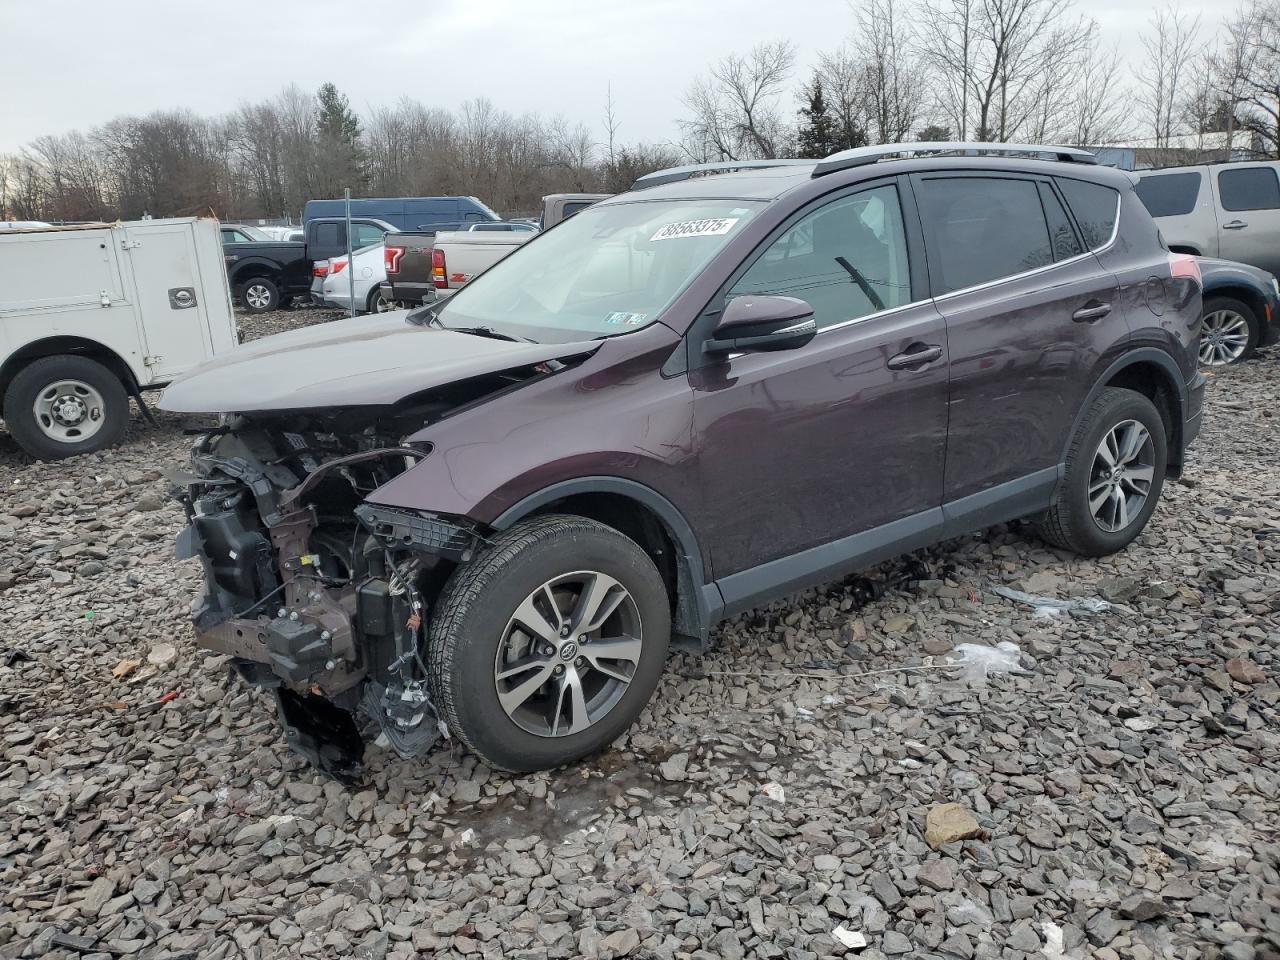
[{"left": 162, "top": 143, "right": 1206, "bottom": 780}]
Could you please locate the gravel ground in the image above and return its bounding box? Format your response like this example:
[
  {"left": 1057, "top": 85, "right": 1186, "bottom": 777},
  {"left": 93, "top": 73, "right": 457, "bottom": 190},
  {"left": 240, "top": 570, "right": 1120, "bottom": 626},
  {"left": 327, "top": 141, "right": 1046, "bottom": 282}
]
[{"left": 1, "top": 308, "right": 1277, "bottom": 960}]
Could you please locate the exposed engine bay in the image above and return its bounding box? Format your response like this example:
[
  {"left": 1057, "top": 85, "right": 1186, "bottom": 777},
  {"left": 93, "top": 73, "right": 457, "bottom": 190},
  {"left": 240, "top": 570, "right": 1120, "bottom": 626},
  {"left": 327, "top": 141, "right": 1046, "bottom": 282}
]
[{"left": 171, "top": 371, "right": 544, "bottom": 781}]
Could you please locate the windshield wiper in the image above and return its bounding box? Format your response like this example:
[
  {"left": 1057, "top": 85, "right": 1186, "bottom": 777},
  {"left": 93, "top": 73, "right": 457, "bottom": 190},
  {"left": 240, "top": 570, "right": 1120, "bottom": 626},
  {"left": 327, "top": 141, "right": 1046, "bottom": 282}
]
[{"left": 446, "top": 326, "right": 535, "bottom": 343}]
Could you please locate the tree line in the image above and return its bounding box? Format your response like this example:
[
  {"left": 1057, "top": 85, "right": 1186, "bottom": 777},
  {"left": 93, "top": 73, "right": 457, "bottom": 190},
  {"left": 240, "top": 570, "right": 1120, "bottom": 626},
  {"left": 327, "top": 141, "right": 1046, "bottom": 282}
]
[{"left": 4, "top": 0, "right": 1280, "bottom": 224}]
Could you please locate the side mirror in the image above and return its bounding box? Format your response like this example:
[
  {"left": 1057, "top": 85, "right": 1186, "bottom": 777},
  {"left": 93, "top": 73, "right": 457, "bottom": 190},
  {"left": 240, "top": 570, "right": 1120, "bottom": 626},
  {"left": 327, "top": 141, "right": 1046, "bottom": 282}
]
[{"left": 703, "top": 295, "right": 817, "bottom": 355}]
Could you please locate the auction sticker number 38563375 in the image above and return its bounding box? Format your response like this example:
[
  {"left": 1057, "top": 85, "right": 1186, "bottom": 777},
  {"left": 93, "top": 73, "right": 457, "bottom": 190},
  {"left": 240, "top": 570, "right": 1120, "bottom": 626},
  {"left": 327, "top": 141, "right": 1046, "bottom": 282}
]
[{"left": 650, "top": 217, "right": 740, "bottom": 242}]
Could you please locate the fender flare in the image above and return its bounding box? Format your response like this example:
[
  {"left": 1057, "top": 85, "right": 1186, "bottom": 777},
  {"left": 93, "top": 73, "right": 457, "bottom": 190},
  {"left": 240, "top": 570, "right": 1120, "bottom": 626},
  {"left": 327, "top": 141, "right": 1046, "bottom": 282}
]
[
  {"left": 228, "top": 258, "right": 284, "bottom": 287},
  {"left": 490, "top": 476, "right": 721, "bottom": 645},
  {"left": 1063, "top": 347, "right": 1189, "bottom": 468}
]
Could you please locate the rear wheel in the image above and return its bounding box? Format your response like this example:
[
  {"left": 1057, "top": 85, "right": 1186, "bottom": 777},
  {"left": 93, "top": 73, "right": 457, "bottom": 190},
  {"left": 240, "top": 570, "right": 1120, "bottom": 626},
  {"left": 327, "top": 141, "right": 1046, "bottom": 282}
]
[
  {"left": 1199, "top": 296, "right": 1258, "bottom": 366},
  {"left": 365, "top": 287, "right": 394, "bottom": 314},
  {"left": 3, "top": 355, "right": 129, "bottom": 460},
  {"left": 1035, "top": 388, "right": 1167, "bottom": 556},
  {"left": 240, "top": 277, "right": 278, "bottom": 313},
  {"left": 427, "top": 516, "right": 671, "bottom": 772}
]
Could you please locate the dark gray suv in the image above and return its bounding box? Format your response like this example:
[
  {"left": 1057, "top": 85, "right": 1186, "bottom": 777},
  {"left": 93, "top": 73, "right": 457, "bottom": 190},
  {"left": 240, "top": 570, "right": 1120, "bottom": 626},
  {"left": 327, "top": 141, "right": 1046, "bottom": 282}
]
[{"left": 163, "top": 143, "right": 1206, "bottom": 780}]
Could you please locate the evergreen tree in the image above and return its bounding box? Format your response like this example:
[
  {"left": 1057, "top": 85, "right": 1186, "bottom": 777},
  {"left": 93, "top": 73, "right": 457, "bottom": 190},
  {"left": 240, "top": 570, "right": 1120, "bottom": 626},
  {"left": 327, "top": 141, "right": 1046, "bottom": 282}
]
[
  {"left": 918, "top": 124, "right": 953, "bottom": 142},
  {"left": 316, "top": 83, "right": 361, "bottom": 145},
  {"left": 796, "top": 77, "right": 839, "bottom": 159}
]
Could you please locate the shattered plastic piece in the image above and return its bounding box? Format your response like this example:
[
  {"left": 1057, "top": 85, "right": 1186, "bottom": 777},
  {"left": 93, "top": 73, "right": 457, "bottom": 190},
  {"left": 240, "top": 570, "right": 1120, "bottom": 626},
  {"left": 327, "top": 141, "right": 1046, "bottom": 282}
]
[
  {"left": 950, "top": 641, "right": 1025, "bottom": 681},
  {"left": 761, "top": 782, "right": 786, "bottom": 803},
  {"left": 991, "top": 585, "right": 1110, "bottom": 617},
  {"left": 832, "top": 925, "right": 867, "bottom": 949}
]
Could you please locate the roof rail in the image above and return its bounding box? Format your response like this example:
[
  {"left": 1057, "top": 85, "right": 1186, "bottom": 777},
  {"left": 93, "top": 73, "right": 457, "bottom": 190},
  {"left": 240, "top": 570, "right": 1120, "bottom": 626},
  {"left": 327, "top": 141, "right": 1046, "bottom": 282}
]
[
  {"left": 632, "top": 159, "right": 812, "bottom": 190},
  {"left": 812, "top": 142, "right": 1098, "bottom": 177}
]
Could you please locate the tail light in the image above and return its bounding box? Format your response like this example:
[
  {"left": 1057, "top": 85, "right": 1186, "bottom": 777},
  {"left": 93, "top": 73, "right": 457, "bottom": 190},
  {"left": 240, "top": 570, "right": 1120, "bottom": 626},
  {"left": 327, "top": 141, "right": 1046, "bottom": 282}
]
[
  {"left": 384, "top": 245, "right": 406, "bottom": 275},
  {"left": 331, "top": 258, "right": 348, "bottom": 275},
  {"left": 431, "top": 248, "right": 447, "bottom": 289},
  {"left": 312, "top": 263, "right": 329, "bottom": 278},
  {"left": 1169, "top": 253, "right": 1201, "bottom": 284}
]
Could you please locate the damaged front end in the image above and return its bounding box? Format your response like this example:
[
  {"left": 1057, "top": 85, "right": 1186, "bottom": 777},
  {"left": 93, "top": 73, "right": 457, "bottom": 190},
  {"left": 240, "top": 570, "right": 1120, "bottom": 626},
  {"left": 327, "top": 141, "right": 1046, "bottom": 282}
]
[{"left": 173, "top": 408, "right": 481, "bottom": 781}]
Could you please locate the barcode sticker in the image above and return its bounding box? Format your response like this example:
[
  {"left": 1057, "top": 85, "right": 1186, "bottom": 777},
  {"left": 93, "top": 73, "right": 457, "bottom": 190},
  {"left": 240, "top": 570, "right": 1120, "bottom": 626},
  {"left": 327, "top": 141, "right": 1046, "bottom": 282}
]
[{"left": 650, "top": 217, "right": 740, "bottom": 242}]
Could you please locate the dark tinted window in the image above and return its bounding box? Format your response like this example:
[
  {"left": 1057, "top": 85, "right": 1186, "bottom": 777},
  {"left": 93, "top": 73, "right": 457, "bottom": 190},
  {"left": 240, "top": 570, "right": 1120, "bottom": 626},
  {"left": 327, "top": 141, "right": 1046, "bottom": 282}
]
[
  {"left": 1058, "top": 179, "right": 1120, "bottom": 249},
  {"left": 1218, "top": 167, "right": 1280, "bottom": 211},
  {"left": 1135, "top": 172, "right": 1201, "bottom": 217},
  {"left": 313, "top": 222, "right": 341, "bottom": 249},
  {"left": 1039, "top": 184, "right": 1084, "bottom": 261},
  {"left": 562, "top": 201, "right": 594, "bottom": 219},
  {"left": 729, "top": 184, "right": 912, "bottom": 329},
  {"left": 918, "top": 177, "right": 1052, "bottom": 294}
]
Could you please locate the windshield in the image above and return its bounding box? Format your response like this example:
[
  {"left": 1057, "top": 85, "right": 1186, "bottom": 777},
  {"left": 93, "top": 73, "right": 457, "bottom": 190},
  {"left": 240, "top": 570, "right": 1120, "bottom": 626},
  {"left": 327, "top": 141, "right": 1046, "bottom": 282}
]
[{"left": 435, "top": 199, "right": 763, "bottom": 342}]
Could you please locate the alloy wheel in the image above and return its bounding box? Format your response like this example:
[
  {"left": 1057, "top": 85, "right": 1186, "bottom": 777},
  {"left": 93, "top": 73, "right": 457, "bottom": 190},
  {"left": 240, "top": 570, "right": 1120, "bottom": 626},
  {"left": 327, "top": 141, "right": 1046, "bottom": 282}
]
[
  {"left": 1199, "top": 309, "right": 1250, "bottom": 365},
  {"left": 32, "top": 379, "right": 106, "bottom": 443},
  {"left": 1088, "top": 419, "right": 1155, "bottom": 533},
  {"left": 245, "top": 284, "right": 272, "bottom": 310},
  {"left": 494, "top": 571, "right": 643, "bottom": 738}
]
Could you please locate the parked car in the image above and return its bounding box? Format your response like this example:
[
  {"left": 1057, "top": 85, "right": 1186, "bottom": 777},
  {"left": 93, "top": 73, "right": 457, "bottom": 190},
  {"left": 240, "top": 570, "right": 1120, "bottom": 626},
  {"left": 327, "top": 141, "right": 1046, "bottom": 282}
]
[
  {"left": 379, "top": 195, "right": 605, "bottom": 307},
  {"left": 427, "top": 230, "right": 530, "bottom": 296},
  {"left": 302, "top": 196, "right": 500, "bottom": 232},
  {"left": 1194, "top": 256, "right": 1280, "bottom": 364},
  {"left": 162, "top": 143, "right": 1204, "bottom": 781},
  {"left": 318, "top": 243, "right": 394, "bottom": 314},
  {"left": 223, "top": 217, "right": 395, "bottom": 313},
  {"left": 1, "top": 217, "right": 238, "bottom": 459},
  {"left": 1135, "top": 161, "right": 1280, "bottom": 276}
]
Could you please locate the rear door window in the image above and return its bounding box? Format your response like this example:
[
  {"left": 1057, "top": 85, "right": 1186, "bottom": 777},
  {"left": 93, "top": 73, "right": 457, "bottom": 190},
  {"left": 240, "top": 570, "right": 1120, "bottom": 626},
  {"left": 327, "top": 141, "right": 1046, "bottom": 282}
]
[
  {"left": 313, "top": 221, "right": 342, "bottom": 250},
  {"left": 1135, "top": 172, "right": 1201, "bottom": 217},
  {"left": 1218, "top": 167, "right": 1280, "bottom": 211},
  {"left": 1057, "top": 179, "right": 1121, "bottom": 250},
  {"left": 917, "top": 177, "right": 1052, "bottom": 294}
]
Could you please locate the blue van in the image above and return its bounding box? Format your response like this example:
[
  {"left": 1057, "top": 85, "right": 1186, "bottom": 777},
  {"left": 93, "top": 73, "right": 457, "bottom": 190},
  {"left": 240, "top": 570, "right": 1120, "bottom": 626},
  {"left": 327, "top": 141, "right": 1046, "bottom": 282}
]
[{"left": 301, "top": 196, "right": 500, "bottom": 232}]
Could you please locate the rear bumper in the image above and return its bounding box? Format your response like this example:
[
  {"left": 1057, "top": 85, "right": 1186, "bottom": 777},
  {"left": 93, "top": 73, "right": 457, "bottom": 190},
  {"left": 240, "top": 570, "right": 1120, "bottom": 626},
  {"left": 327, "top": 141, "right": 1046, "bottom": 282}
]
[
  {"left": 1184, "top": 371, "right": 1207, "bottom": 448},
  {"left": 380, "top": 280, "right": 435, "bottom": 305}
]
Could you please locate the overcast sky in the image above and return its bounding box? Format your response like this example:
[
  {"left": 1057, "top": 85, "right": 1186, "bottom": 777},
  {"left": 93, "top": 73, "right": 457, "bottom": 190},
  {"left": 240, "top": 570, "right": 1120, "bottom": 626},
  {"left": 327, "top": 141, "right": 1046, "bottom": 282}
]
[{"left": 0, "top": 0, "right": 1235, "bottom": 154}]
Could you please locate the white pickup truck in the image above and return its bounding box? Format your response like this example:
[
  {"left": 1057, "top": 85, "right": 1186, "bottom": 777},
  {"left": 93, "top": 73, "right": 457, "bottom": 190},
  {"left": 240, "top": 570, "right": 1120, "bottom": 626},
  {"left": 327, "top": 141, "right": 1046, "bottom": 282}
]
[
  {"left": 0, "top": 217, "right": 238, "bottom": 459},
  {"left": 428, "top": 194, "right": 607, "bottom": 297}
]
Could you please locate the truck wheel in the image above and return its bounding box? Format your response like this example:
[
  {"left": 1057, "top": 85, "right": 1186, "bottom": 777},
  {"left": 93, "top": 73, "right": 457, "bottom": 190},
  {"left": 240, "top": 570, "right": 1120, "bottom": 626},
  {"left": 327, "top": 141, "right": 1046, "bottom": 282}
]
[
  {"left": 1199, "top": 296, "right": 1258, "bottom": 366},
  {"left": 1035, "top": 388, "right": 1167, "bottom": 557},
  {"left": 3, "top": 355, "right": 130, "bottom": 460},
  {"left": 427, "top": 516, "right": 671, "bottom": 773},
  {"left": 240, "top": 278, "right": 279, "bottom": 313}
]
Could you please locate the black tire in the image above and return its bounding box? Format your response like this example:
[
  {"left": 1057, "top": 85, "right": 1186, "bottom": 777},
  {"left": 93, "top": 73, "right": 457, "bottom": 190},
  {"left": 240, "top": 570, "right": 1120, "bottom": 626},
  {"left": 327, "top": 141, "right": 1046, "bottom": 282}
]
[
  {"left": 1035, "top": 387, "right": 1167, "bottom": 556},
  {"left": 3, "top": 355, "right": 130, "bottom": 460},
  {"left": 365, "top": 287, "right": 393, "bottom": 315},
  {"left": 427, "top": 515, "right": 671, "bottom": 773},
  {"left": 239, "top": 277, "right": 279, "bottom": 313},
  {"left": 1200, "top": 295, "right": 1259, "bottom": 366}
]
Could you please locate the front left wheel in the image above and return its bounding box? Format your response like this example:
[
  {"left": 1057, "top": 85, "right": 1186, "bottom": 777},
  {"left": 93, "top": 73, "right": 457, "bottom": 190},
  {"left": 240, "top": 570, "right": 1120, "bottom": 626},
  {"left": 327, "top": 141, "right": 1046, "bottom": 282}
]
[
  {"left": 427, "top": 516, "right": 671, "bottom": 773},
  {"left": 3, "top": 355, "right": 130, "bottom": 460},
  {"left": 239, "top": 277, "right": 279, "bottom": 314}
]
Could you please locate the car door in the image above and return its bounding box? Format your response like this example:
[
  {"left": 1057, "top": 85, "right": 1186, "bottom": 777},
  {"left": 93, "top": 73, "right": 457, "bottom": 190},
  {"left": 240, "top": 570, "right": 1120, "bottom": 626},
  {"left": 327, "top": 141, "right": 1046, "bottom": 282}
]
[
  {"left": 689, "top": 179, "right": 949, "bottom": 593},
  {"left": 1213, "top": 164, "right": 1280, "bottom": 275},
  {"left": 913, "top": 172, "right": 1127, "bottom": 514}
]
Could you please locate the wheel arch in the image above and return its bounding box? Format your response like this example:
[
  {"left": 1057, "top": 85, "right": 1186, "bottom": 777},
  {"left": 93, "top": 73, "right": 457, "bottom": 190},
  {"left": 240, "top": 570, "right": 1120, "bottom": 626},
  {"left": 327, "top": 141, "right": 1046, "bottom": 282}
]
[
  {"left": 1069, "top": 350, "right": 1188, "bottom": 477},
  {"left": 1203, "top": 283, "right": 1266, "bottom": 330},
  {"left": 229, "top": 260, "right": 282, "bottom": 289},
  {"left": 490, "top": 477, "right": 719, "bottom": 650},
  {"left": 1166, "top": 243, "right": 1202, "bottom": 257},
  {"left": 0, "top": 337, "right": 138, "bottom": 415}
]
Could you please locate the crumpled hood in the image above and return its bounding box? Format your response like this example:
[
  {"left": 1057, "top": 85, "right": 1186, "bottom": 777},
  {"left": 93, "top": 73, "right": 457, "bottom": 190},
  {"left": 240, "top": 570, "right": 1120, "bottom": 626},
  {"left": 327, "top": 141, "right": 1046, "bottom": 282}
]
[{"left": 159, "top": 312, "right": 598, "bottom": 413}]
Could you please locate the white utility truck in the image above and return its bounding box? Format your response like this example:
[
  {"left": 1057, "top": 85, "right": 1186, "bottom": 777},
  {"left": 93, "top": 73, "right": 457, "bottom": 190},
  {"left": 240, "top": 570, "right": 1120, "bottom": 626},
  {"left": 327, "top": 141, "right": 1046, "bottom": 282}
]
[{"left": 0, "top": 217, "right": 238, "bottom": 459}]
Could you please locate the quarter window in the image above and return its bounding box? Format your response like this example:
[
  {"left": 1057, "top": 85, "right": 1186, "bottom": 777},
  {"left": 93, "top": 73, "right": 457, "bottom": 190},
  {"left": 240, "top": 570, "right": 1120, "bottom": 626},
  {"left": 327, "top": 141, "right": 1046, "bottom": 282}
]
[
  {"left": 1135, "top": 172, "right": 1201, "bottom": 217},
  {"left": 918, "top": 177, "right": 1053, "bottom": 294},
  {"left": 1218, "top": 167, "right": 1280, "bottom": 211},
  {"left": 1057, "top": 179, "right": 1120, "bottom": 250},
  {"left": 1039, "top": 184, "right": 1084, "bottom": 261},
  {"left": 727, "top": 184, "right": 912, "bottom": 329}
]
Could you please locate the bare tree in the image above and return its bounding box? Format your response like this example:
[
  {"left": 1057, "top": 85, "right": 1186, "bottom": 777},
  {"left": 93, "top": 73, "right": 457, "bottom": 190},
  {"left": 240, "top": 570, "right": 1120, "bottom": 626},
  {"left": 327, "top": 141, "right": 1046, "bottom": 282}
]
[
  {"left": 680, "top": 41, "right": 796, "bottom": 159},
  {"left": 1214, "top": 0, "right": 1280, "bottom": 158},
  {"left": 603, "top": 83, "right": 620, "bottom": 168},
  {"left": 853, "top": 0, "right": 928, "bottom": 143},
  {"left": 1136, "top": 6, "right": 1203, "bottom": 150},
  {"left": 920, "top": 0, "right": 977, "bottom": 139}
]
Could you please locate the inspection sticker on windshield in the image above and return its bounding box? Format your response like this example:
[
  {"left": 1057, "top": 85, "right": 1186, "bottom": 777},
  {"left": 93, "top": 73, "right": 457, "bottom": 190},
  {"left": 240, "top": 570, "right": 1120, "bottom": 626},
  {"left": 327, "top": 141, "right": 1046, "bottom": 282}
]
[{"left": 650, "top": 217, "right": 740, "bottom": 242}]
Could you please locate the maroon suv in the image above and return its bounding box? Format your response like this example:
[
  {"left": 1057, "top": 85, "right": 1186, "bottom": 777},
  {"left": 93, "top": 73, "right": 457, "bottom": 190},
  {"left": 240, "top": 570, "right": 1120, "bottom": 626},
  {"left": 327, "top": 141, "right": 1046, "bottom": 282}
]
[{"left": 163, "top": 143, "right": 1205, "bottom": 780}]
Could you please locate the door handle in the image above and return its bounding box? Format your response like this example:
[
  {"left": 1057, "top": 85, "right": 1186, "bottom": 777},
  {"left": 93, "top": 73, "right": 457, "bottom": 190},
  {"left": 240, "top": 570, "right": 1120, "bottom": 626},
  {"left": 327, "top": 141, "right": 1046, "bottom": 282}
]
[
  {"left": 887, "top": 343, "right": 943, "bottom": 370},
  {"left": 1223, "top": 220, "right": 1248, "bottom": 230},
  {"left": 1072, "top": 301, "right": 1112, "bottom": 323}
]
